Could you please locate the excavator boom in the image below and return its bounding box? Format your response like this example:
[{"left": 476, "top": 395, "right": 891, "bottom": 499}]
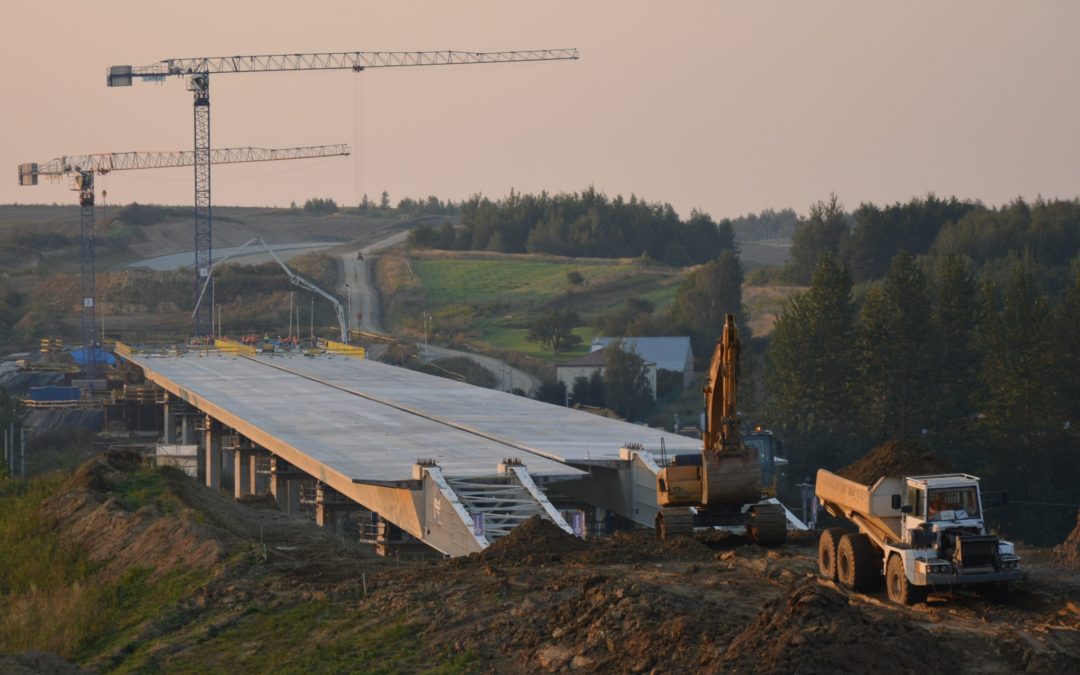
[{"left": 703, "top": 314, "right": 741, "bottom": 453}]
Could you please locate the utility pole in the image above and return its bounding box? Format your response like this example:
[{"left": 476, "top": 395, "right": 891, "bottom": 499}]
[{"left": 345, "top": 284, "right": 351, "bottom": 337}]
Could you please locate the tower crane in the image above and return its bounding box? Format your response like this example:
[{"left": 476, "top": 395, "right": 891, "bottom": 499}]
[
  {"left": 107, "top": 48, "right": 579, "bottom": 337},
  {"left": 17, "top": 144, "right": 351, "bottom": 374}
]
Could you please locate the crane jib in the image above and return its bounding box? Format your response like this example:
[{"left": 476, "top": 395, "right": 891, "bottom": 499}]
[{"left": 108, "top": 49, "right": 578, "bottom": 83}]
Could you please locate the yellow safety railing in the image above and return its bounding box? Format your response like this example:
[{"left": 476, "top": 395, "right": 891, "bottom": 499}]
[
  {"left": 215, "top": 338, "right": 257, "bottom": 357},
  {"left": 114, "top": 341, "right": 133, "bottom": 358},
  {"left": 323, "top": 339, "right": 366, "bottom": 359}
]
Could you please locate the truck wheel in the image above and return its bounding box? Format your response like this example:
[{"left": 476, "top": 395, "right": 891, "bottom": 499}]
[
  {"left": 837, "top": 532, "right": 881, "bottom": 592},
  {"left": 818, "top": 527, "right": 846, "bottom": 581},
  {"left": 886, "top": 554, "right": 927, "bottom": 605}
]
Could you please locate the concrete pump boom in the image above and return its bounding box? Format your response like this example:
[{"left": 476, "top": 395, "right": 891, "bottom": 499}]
[{"left": 194, "top": 237, "right": 348, "bottom": 343}]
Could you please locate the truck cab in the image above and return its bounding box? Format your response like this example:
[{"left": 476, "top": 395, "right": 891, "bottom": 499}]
[{"left": 900, "top": 474, "right": 1021, "bottom": 582}]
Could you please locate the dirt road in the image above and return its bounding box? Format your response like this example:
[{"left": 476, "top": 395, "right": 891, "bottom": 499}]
[
  {"left": 421, "top": 344, "right": 541, "bottom": 395},
  {"left": 335, "top": 229, "right": 410, "bottom": 334}
]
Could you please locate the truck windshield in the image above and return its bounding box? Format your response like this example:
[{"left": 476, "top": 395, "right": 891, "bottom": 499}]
[{"left": 927, "top": 487, "right": 980, "bottom": 521}]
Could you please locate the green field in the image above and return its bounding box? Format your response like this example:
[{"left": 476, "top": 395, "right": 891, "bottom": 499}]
[{"left": 399, "top": 253, "right": 683, "bottom": 359}]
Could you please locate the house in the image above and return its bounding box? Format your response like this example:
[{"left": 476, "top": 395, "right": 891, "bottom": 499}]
[
  {"left": 555, "top": 347, "right": 658, "bottom": 397},
  {"left": 590, "top": 336, "right": 694, "bottom": 388}
]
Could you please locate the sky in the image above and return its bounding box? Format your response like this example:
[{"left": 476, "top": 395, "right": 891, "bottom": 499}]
[{"left": 3, "top": 0, "right": 1079, "bottom": 221}]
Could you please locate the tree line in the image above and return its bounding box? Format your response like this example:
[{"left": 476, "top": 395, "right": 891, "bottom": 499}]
[
  {"left": 766, "top": 251, "right": 1080, "bottom": 544},
  {"left": 407, "top": 188, "right": 735, "bottom": 266},
  {"left": 784, "top": 194, "right": 1080, "bottom": 288}
]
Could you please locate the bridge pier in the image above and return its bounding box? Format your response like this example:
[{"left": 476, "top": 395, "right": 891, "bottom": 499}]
[
  {"left": 204, "top": 416, "right": 222, "bottom": 492},
  {"left": 270, "top": 457, "right": 304, "bottom": 513},
  {"left": 181, "top": 415, "right": 195, "bottom": 445},
  {"left": 234, "top": 447, "right": 251, "bottom": 498},
  {"left": 163, "top": 402, "right": 178, "bottom": 444},
  {"left": 314, "top": 483, "right": 366, "bottom": 534}
]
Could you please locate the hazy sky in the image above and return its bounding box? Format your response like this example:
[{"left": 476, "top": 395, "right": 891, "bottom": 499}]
[{"left": 3, "top": 1, "right": 1079, "bottom": 221}]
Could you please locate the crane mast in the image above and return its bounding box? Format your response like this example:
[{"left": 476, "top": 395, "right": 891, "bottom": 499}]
[
  {"left": 107, "top": 48, "right": 578, "bottom": 338},
  {"left": 17, "top": 144, "right": 351, "bottom": 374}
]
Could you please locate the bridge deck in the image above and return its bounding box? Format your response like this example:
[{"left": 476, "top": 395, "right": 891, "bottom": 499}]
[
  {"left": 250, "top": 352, "right": 701, "bottom": 466},
  {"left": 127, "top": 352, "right": 586, "bottom": 484}
]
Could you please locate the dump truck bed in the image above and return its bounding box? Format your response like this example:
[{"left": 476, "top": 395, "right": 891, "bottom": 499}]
[{"left": 816, "top": 469, "right": 903, "bottom": 545}]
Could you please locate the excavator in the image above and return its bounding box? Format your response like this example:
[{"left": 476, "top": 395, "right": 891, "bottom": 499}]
[{"left": 655, "top": 313, "right": 788, "bottom": 545}]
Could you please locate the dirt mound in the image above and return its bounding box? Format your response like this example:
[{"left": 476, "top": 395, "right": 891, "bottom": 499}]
[
  {"left": 0, "top": 652, "right": 89, "bottom": 675},
  {"left": 721, "top": 580, "right": 966, "bottom": 674},
  {"left": 838, "top": 437, "right": 952, "bottom": 484},
  {"left": 1053, "top": 512, "right": 1080, "bottom": 569},
  {"left": 569, "top": 529, "right": 718, "bottom": 565},
  {"left": 236, "top": 493, "right": 280, "bottom": 511},
  {"left": 44, "top": 451, "right": 229, "bottom": 579},
  {"left": 42, "top": 451, "right": 377, "bottom": 581},
  {"left": 474, "top": 516, "right": 587, "bottom": 565}
]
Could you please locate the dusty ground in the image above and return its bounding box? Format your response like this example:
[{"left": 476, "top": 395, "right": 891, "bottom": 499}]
[{"left": 9, "top": 453, "right": 1080, "bottom": 673}]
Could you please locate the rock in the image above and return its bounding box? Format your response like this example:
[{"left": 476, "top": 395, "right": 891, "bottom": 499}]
[{"left": 536, "top": 645, "right": 575, "bottom": 671}]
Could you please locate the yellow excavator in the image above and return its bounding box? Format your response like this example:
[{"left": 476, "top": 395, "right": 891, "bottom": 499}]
[{"left": 655, "top": 313, "right": 787, "bottom": 545}]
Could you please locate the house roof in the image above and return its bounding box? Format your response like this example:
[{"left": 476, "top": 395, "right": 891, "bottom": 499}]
[
  {"left": 556, "top": 347, "right": 656, "bottom": 369},
  {"left": 590, "top": 336, "right": 693, "bottom": 372},
  {"left": 557, "top": 348, "right": 611, "bottom": 368}
]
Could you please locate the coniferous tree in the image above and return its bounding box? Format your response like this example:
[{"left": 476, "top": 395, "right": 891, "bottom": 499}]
[
  {"left": 671, "top": 250, "right": 745, "bottom": 357},
  {"left": 976, "top": 263, "right": 1057, "bottom": 493},
  {"left": 855, "top": 251, "right": 936, "bottom": 439},
  {"left": 788, "top": 194, "right": 849, "bottom": 283},
  {"left": 766, "top": 252, "right": 858, "bottom": 468},
  {"left": 929, "top": 255, "right": 983, "bottom": 445}
]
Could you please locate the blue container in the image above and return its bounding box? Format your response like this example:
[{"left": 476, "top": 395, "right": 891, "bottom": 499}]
[{"left": 28, "top": 385, "right": 80, "bottom": 402}]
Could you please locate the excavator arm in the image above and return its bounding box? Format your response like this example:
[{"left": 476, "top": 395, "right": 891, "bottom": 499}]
[{"left": 703, "top": 313, "right": 741, "bottom": 455}]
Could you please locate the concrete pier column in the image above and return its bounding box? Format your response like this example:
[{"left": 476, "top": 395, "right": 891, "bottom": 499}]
[
  {"left": 287, "top": 479, "right": 302, "bottom": 514},
  {"left": 163, "top": 403, "right": 178, "bottom": 444},
  {"left": 181, "top": 415, "right": 195, "bottom": 445},
  {"left": 271, "top": 474, "right": 291, "bottom": 512},
  {"left": 249, "top": 452, "right": 260, "bottom": 495},
  {"left": 234, "top": 448, "right": 251, "bottom": 498},
  {"left": 204, "top": 417, "right": 222, "bottom": 492}
]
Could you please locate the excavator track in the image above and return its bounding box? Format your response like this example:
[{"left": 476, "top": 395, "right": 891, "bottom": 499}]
[
  {"left": 656, "top": 508, "right": 695, "bottom": 540},
  {"left": 746, "top": 503, "right": 787, "bottom": 547}
]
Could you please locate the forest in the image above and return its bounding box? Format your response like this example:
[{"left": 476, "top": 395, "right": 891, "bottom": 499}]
[
  {"left": 438, "top": 189, "right": 1080, "bottom": 543},
  {"left": 406, "top": 188, "right": 736, "bottom": 266}
]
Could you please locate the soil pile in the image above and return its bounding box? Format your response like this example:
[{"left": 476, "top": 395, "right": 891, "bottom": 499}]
[
  {"left": 42, "top": 450, "right": 376, "bottom": 581},
  {"left": 721, "top": 580, "right": 967, "bottom": 674},
  {"left": 1053, "top": 512, "right": 1080, "bottom": 569},
  {"left": 475, "top": 516, "right": 587, "bottom": 565},
  {"left": 569, "top": 529, "right": 718, "bottom": 565},
  {"left": 43, "top": 450, "right": 229, "bottom": 579},
  {"left": 838, "top": 438, "right": 952, "bottom": 484}
]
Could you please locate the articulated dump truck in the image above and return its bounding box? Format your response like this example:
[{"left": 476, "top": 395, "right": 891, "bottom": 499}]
[{"left": 815, "top": 469, "right": 1022, "bottom": 604}]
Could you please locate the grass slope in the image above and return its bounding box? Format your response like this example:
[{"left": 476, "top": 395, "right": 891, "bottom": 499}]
[{"left": 382, "top": 251, "right": 683, "bottom": 362}]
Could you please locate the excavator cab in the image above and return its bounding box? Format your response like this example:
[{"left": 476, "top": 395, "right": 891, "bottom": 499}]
[{"left": 741, "top": 429, "right": 787, "bottom": 496}]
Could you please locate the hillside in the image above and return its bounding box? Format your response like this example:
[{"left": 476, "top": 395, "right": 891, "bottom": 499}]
[
  {"left": 0, "top": 204, "right": 427, "bottom": 348},
  {"left": 377, "top": 249, "right": 685, "bottom": 361},
  {"left": 376, "top": 249, "right": 800, "bottom": 358},
  {"left": 2, "top": 453, "right": 1078, "bottom": 673}
]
